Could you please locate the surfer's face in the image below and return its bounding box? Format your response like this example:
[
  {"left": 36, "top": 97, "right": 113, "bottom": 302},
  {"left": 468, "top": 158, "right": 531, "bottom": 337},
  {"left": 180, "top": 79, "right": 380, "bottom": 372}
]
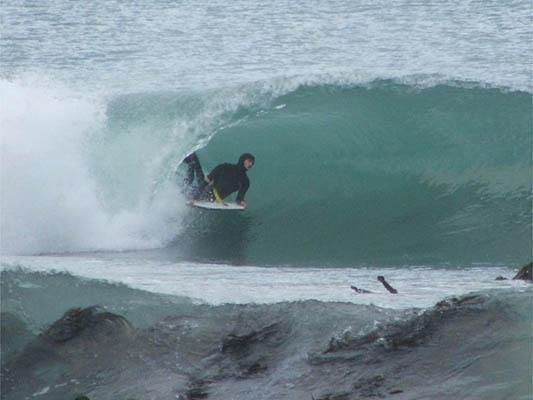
[{"left": 244, "top": 159, "right": 254, "bottom": 170}]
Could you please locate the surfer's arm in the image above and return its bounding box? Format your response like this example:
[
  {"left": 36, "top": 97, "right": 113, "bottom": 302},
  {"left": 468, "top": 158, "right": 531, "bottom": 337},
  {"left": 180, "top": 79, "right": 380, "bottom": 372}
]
[{"left": 235, "top": 177, "right": 249, "bottom": 205}]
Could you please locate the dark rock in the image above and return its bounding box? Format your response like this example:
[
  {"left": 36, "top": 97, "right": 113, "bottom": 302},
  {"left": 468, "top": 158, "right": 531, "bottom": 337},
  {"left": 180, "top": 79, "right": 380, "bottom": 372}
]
[
  {"left": 313, "top": 392, "right": 351, "bottom": 400},
  {"left": 512, "top": 262, "right": 532, "bottom": 282},
  {"left": 1, "top": 306, "right": 135, "bottom": 398},
  {"left": 239, "top": 360, "right": 267, "bottom": 377},
  {"left": 435, "top": 295, "right": 483, "bottom": 310},
  {"left": 324, "top": 294, "right": 485, "bottom": 356},
  {"left": 184, "top": 380, "right": 211, "bottom": 399},
  {"left": 389, "top": 389, "right": 404, "bottom": 394},
  {"left": 221, "top": 322, "right": 281, "bottom": 353},
  {"left": 43, "top": 306, "right": 133, "bottom": 343},
  {"left": 353, "top": 374, "right": 385, "bottom": 389},
  {"left": 353, "top": 375, "right": 386, "bottom": 397}
]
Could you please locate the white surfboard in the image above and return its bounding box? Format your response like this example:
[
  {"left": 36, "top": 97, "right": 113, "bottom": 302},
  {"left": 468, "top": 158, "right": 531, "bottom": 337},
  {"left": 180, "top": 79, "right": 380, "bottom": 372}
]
[{"left": 189, "top": 200, "right": 245, "bottom": 211}]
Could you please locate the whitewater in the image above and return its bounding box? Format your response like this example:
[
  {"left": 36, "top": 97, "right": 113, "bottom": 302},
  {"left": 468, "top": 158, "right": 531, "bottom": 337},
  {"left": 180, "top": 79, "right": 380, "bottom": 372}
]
[{"left": 1, "top": 1, "right": 532, "bottom": 399}]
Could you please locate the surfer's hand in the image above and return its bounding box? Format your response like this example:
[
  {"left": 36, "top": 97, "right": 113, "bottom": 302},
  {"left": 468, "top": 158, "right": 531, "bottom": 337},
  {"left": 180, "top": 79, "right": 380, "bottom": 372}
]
[{"left": 238, "top": 201, "right": 247, "bottom": 209}]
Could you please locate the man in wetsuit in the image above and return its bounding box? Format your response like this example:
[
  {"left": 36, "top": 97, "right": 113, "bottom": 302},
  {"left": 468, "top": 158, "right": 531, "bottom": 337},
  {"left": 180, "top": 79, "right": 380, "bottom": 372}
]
[{"left": 183, "top": 152, "right": 255, "bottom": 208}]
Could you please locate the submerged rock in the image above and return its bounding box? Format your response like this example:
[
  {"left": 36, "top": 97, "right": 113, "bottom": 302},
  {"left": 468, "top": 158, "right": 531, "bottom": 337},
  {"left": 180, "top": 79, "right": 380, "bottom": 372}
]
[
  {"left": 0, "top": 312, "right": 34, "bottom": 364},
  {"left": 1, "top": 306, "right": 135, "bottom": 399},
  {"left": 324, "top": 294, "right": 486, "bottom": 355}
]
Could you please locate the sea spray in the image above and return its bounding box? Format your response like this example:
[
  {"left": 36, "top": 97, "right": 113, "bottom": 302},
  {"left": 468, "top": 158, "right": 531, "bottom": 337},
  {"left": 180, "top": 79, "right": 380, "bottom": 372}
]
[{"left": 0, "top": 80, "right": 188, "bottom": 254}]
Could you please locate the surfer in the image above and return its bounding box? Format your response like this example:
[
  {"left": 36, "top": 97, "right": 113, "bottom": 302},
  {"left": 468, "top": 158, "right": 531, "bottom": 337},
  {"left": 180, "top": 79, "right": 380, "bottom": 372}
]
[
  {"left": 182, "top": 152, "right": 255, "bottom": 208},
  {"left": 350, "top": 276, "right": 398, "bottom": 294}
]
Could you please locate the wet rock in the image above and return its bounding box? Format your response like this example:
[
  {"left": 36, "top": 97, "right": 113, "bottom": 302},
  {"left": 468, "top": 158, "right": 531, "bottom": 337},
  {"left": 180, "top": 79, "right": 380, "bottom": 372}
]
[
  {"left": 512, "top": 262, "right": 532, "bottom": 282},
  {"left": 43, "top": 306, "right": 133, "bottom": 344},
  {"left": 353, "top": 374, "right": 386, "bottom": 397},
  {"left": 238, "top": 360, "right": 267, "bottom": 377},
  {"left": 182, "top": 380, "right": 210, "bottom": 399},
  {"left": 313, "top": 391, "right": 351, "bottom": 400},
  {"left": 324, "top": 294, "right": 486, "bottom": 356},
  {"left": 221, "top": 322, "right": 282, "bottom": 353},
  {"left": 435, "top": 295, "right": 483, "bottom": 310}
]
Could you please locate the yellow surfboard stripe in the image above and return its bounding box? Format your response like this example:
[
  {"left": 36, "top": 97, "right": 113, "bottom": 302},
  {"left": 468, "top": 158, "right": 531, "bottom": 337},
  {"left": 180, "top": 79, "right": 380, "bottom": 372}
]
[
  {"left": 205, "top": 176, "right": 224, "bottom": 204},
  {"left": 212, "top": 188, "right": 224, "bottom": 204}
]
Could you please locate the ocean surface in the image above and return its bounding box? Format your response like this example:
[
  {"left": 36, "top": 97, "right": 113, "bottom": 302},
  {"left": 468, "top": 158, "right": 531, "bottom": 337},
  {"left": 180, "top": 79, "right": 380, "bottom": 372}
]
[{"left": 1, "top": 1, "right": 532, "bottom": 399}]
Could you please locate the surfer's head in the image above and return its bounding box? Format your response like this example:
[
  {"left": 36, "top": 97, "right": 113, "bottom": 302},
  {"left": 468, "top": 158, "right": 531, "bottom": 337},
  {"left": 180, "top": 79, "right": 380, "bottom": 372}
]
[{"left": 238, "top": 153, "right": 255, "bottom": 170}]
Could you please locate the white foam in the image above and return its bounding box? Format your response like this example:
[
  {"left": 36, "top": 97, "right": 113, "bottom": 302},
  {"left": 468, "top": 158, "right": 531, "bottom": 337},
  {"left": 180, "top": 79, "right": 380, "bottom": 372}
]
[
  {"left": 0, "top": 80, "right": 188, "bottom": 255},
  {"left": 32, "top": 386, "right": 50, "bottom": 397},
  {"left": 1, "top": 255, "right": 524, "bottom": 310}
]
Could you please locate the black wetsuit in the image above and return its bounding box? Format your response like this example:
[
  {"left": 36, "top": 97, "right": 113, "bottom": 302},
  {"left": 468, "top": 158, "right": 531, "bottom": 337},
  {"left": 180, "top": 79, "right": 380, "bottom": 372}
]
[
  {"left": 198, "top": 154, "right": 251, "bottom": 202},
  {"left": 183, "top": 153, "right": 205, "bottom": 185}
]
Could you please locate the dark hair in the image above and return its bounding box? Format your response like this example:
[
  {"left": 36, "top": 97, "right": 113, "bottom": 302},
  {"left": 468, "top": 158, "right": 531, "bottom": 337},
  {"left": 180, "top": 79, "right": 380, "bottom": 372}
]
[{"left": 238, "top": 153, "right": 255, "bottom": 165}]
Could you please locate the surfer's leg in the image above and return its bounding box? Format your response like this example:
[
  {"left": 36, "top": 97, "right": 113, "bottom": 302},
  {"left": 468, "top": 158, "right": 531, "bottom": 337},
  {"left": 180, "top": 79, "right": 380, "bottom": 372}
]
[
  {"left": 183, "top": 153, "right": 205, "bottom": 185},
  {"left": 183, "top": 154, "right": 195, "bottom": 185},
  {"left": 184, "top": 166, "right": 194, "bottom": 186},
  {"left": 185, "top": 153, "right": 205, "bottom": 185}
]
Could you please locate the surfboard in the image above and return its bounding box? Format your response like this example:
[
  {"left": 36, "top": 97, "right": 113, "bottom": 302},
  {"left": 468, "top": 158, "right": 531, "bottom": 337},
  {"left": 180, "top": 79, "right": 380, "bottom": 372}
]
[{"left": 189, "top": 200, "right": 245, "bottom": 211}]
